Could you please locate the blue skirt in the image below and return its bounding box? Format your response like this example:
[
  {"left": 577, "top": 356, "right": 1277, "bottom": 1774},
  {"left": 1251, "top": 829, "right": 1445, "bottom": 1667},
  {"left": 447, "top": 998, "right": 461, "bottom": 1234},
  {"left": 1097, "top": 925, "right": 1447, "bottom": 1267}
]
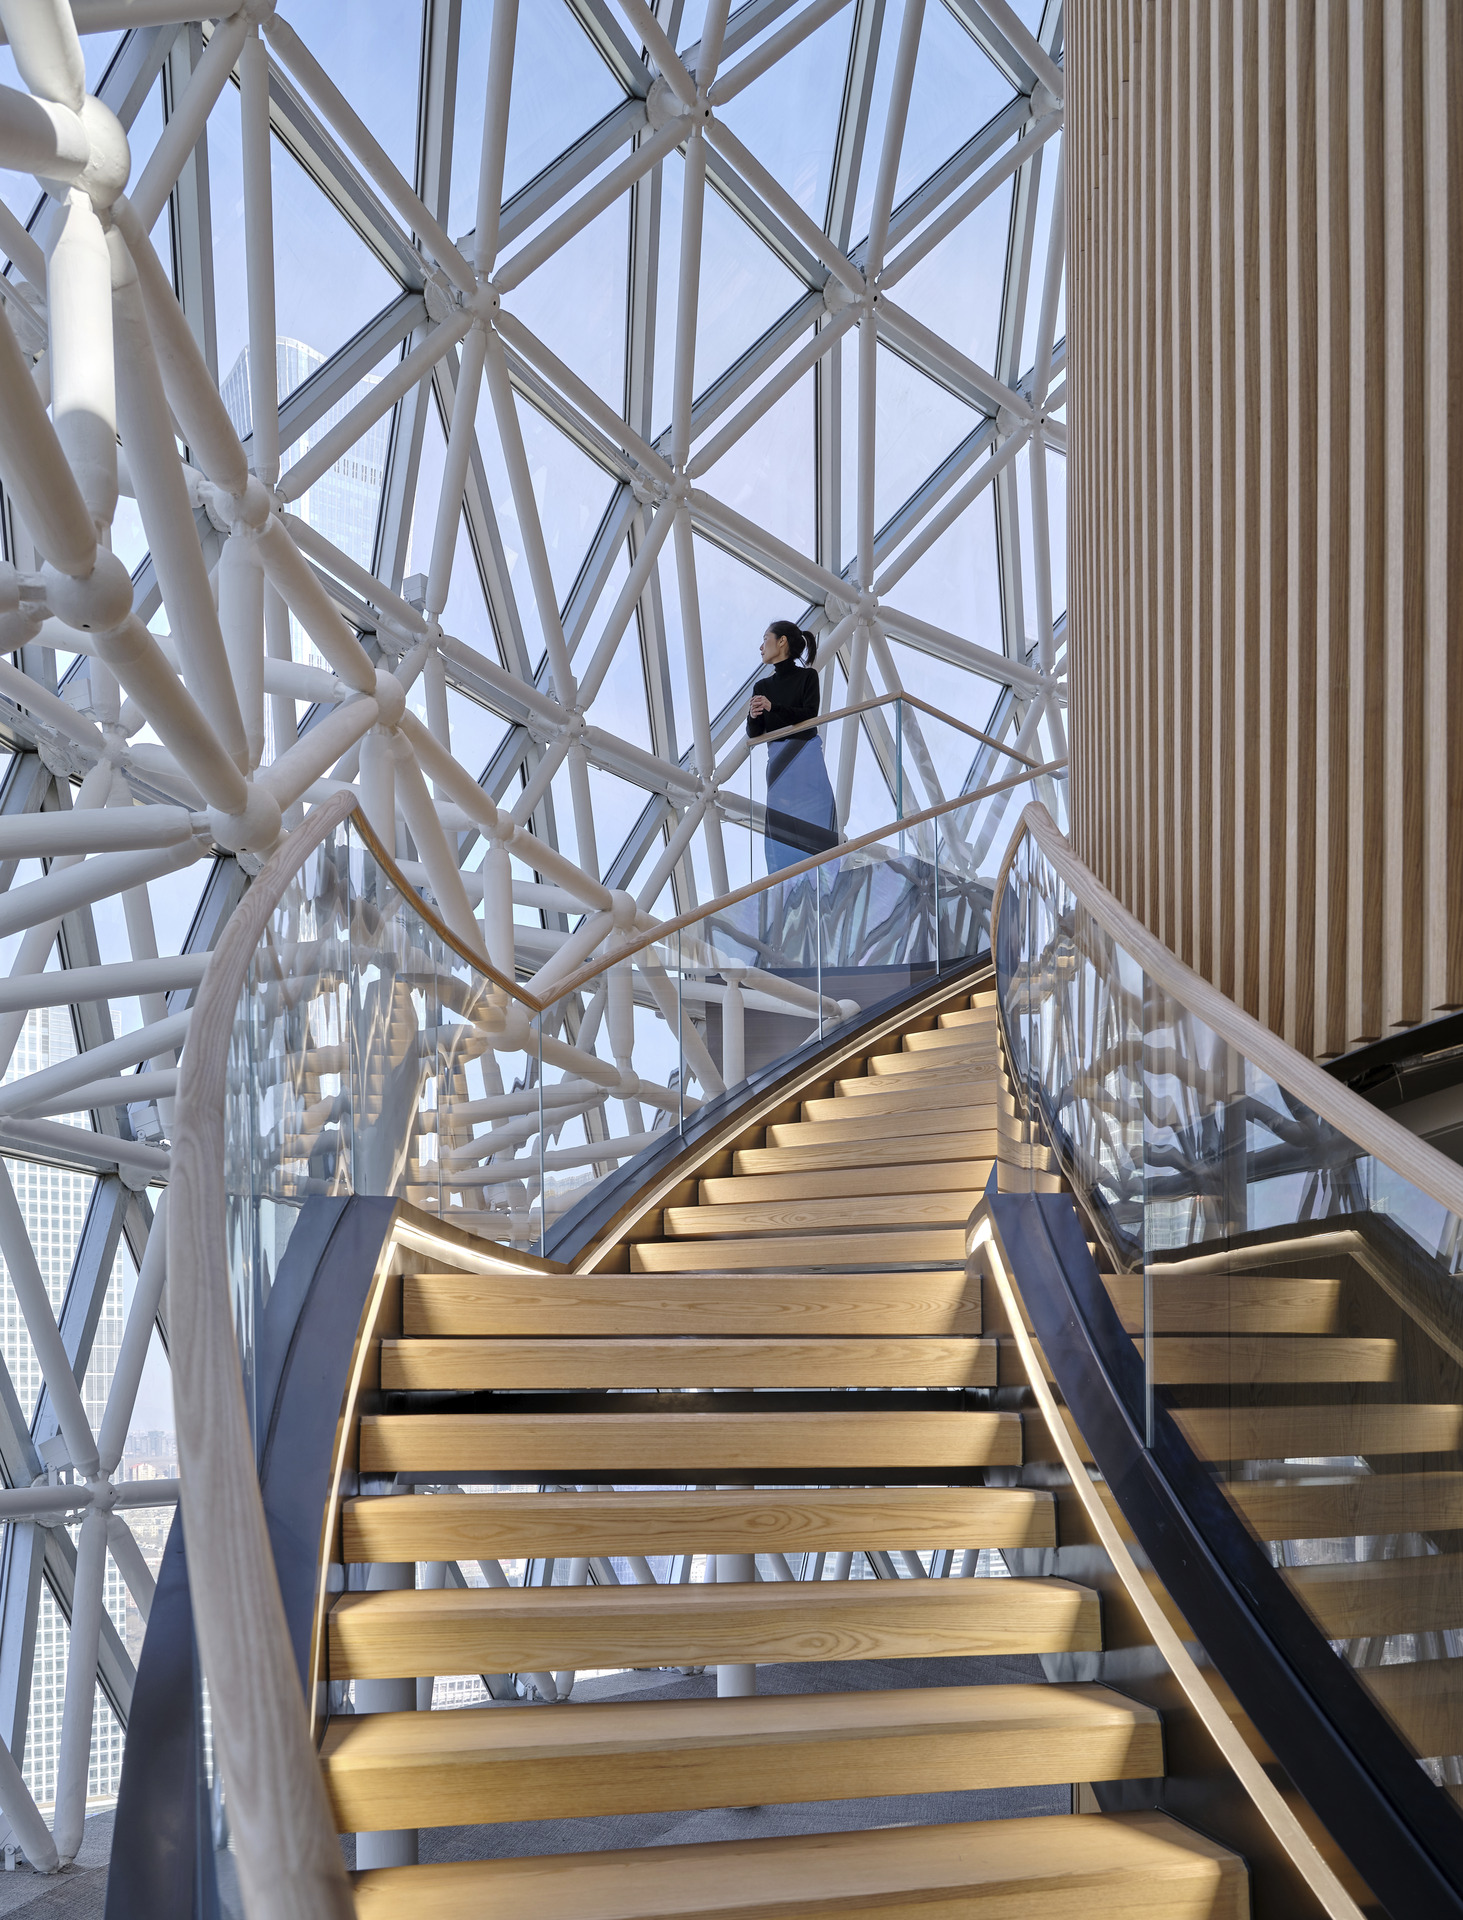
[{"left": 765, "top": 733, "right": 837, "bottom": 874}]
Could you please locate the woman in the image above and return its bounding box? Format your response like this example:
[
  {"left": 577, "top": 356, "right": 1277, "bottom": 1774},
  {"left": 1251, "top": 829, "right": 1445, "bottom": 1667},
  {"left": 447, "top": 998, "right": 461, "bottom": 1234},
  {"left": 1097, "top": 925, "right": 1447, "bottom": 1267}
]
[{"left": 747, "top": 620, "right": 838, "bottom": 873}]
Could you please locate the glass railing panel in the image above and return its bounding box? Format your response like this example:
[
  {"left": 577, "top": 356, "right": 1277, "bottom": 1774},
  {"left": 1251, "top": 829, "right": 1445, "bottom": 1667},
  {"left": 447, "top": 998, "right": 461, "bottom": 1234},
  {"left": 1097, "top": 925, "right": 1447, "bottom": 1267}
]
[
  {"left": 997, "top": 816, "right": 1463, "bottom": 1811},
  {"left": 225, "top": 809, "right": 354, "bottom": 1457}
]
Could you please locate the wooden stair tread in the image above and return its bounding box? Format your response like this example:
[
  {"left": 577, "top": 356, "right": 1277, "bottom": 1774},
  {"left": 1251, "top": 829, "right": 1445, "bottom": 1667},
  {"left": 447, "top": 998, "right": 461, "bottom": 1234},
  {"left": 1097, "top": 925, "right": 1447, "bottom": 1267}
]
[
  {"left": 867, "top": 1043, "right": 997, "bottom": 1077},
  {"left": 327, "top": 1576, "right": 1101, "bottom": 1678},
  {"left": 1229, "top": 1471, "right": 1463, "bottom": 1540},
  {"left": 907, "top": 1017, "right": 999, "bottom": 1047},
  {"left": 820, "top": 1078, "right": 990, "bottom": 1110},
  {"left": 341, "top": 1486, "right": 1056, "bottom": 1562},
  {"left": 1101, "top": 1273, "right": 1345, "bottom": 1335},
  {"left": 662, "top": 1194, "right": 985, "bottom": 1237},
  {"left": 320, "top": 1683, "right": 1164, "bottom": 1831},
  {"left": 403, "top": 1269, "right": 981, "bottom": 1336},
  {"left": 349, "top": 1810, "right": 1246, "bottom": 1919},
  {"left": 1172, "top": 1403, "right": 1463, "bottom": 1461},
  {"left": 382, "top": 1336, "right": 997, "bottom": 1391},
  {"left": 701, "top": 1160, "right": 992, "bottom": 1204},
  {"left": 630, "top": 1228, "right": 969, "bottom": 1270},
  {"left": 1286, "top": 1553, "right": 1463, "bottom": 1638},
  {"left": 768, "top": 1108, "right": 996, "bottom": 1148},
  {"left": 1145, "top": 1334, "right": 1397, "bottom": 1385},
  {"left": 361, "top": 1409, "right": 1022, "bottom": 1472},
  {"left": 733, "top": 1131, "right": 997, "bottom": 1176}
]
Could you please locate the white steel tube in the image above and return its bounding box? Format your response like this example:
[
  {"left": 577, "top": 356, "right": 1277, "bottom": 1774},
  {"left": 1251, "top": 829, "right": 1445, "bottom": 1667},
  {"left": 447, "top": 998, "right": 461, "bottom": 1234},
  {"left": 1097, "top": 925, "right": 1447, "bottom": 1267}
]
[
  {"left": 473, "top": 0, "right": 517, "bottom": 276},
  {"left": 0, "top": 293, "right": 94, "bottom": 572},
  {"left": 0, "top": 955, "right": 205, "bottom": 1015},
  {"left": 509, "top": 735, "right": 571, "bottom": 826},
  {"left": 671, "top": 131, "right": 707, "bottom": 471},
  {"left": 613, "top": 0, "right": 697, "bottom": 106},
  {"left": 422, "top": 646, "right": 450, "bottom": 750},
  {"left": 856, "top": 308, "right": 876, "bottom": 590},
  {"left": 671, "top": 509, "right": 729, "bottom": 895},
  {"left": 0, "top": 86, "right": 87, "bottom": 181},
  {"left": 438, "top": 633, "right": 567, "bottom": 729},
  {"left": 880, "top": 108, "right": 1061, "bottom": 292},
  {"left": 1028, "top": 432, "right": 1054, "bottom": 674},
  {"left": 688, "top": 485, "right": 848, "bottom": 602},
  {"left": 130, "top": 11, "right": 250, "bottom": 233},
  {"left": 110, "top": 233, "right": 250, "bottom": 769},
  {"left": 98, "top": 1190, "right": 167, "bottom": 1475},
  {"left": 253, "top": 515, "right": 378, "bottom": 694},
  {"left": 94, "top": 616, "right": 251, "bottom": 813},
  {"left": 1031, "top": 140, "right": 1065, "bottom": 407},
  {"left": 0, "top": 1731, "right": 57, "bottom": 1875},
  {"left": 425, "top": 324, "right": 488, "bottom": 617},
  {"left": 106, "top": 1513, "right": 156, "bottom": 1623},
  {"left": 257, "top": 697, "right": 379, "bottom": 812},
  {"left": 218, "top": 532, "right": 266, "bottom": 769},
  {"left": 357, "top": 726, "right": 395, "bottom": 849},
  {"left": 240, "top": 29, "right": 280, "bottom": 485},
  {"left": 111, "top": 198, "right": 249, "bottom": 496},
  {"left": 47, "top": 186, "right": 117, "bottom": 527},
  {"left": 834, "top": 621, "right": 869, "bottom": 827},
  {"left": 877, "top": 293, "right": 1032, "bottom": 419},
  {"left": 51, "top": 1504, "right": 107, "bottom": 1862},
  {"left": 0, "top": 840, "right": 205, "bottom": 951},
  {"left": 863, "top": 0, "right": 924, "bottom": 278},
  {"left": 0, "top": 1160, "right": 97, "bottom": 1474},
  {"left": 393, "top": 743, "right": 488, "bottom": 960},
  {"left": 480, "top": 331, "right": 575, "bottom": 701},
  {"left": 566, "top": 740, "right": 599, "bottom": 887},
  {"left": 0, "top": 1010, "right": 191, "bottom": 1122},
  {"left": 282, "top": 515, "right": 427, "bottom": 640},
  {"left": 0, "top": 805, "right": 196, "bottom": 858},
  {"left": 0, "top": 653, "right": 106, "bottom": 757},
  {"left": 0, "top": 0, "right": 84, "bottom": 108},
  {"left": 264, "top": 581, "right": 299, "bottom": 794},
  {"left": 480, "top": 839, "right": 513, "bottom": 975}
]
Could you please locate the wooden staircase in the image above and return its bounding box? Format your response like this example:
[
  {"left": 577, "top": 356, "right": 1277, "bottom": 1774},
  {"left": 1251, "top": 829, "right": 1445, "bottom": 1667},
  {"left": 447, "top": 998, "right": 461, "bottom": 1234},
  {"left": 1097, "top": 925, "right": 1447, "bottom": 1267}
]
[{"left": 324, "top": 982, "right": 1253, "bottom": 1917}]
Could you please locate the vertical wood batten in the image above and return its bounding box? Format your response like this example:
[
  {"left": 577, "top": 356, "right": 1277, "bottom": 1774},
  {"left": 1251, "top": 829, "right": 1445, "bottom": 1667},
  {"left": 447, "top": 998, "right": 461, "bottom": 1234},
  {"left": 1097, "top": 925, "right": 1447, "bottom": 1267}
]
[{"left": 1067, "top": 0, "right": 1463, "bottom": 1058}]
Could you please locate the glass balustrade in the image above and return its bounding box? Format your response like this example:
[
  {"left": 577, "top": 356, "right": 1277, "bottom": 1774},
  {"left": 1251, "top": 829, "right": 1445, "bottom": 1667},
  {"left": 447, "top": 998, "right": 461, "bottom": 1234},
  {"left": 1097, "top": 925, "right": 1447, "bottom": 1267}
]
[
  {"left": 225, "top": 718, "right": 1058, "bottom": 1350},
  {"left": 997, "top": 816, "right": 1463, "bottom": 1813}
]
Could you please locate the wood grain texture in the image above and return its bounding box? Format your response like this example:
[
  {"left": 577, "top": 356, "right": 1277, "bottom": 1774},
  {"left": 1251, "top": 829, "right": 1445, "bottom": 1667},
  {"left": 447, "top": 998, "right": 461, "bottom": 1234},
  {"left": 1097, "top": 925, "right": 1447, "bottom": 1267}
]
[
  {"left": 1229, "top": 1471, "right": 1463, "bottom": 1541},
  {"left": 1068, "top": 0, "right": 1463, "bottom": 1055},
  {"left": 340, "top": 1486, "right": 1057, "bottom": 1562},
  {"left": 320, "top": 1683, "right": 1164, "bottom": 1831},
  {"left": 403, "top": 1268, "right": 982, "bottom": 1336},
  {"left": 662, "top": 1193, "right": 985, "bottom": 1238},
  {"left": 1101, "top": 1272, "right": 1344, "bottom": 1334},
  {"left": 359, "top": 1409, "right": 1023, "bottom": 1473},
  {"left": 326, "top": 1576, "right": 1101, "bottom": 1678},
  {"left": 630, "top": 1228, "right": 970, "bottom": 1270},
  {"left": 348, "top": 1811, "right": 1248, "bottom": 1920},
  {"left": 701, "top": 1159, "right": 992, "bottom": 1203},
  {"left": 380, "top": 1335, "right": 997, "bottom": 1390},
  {"left": 732, "top": 1129, "right": 998, "bottom": 1175}
]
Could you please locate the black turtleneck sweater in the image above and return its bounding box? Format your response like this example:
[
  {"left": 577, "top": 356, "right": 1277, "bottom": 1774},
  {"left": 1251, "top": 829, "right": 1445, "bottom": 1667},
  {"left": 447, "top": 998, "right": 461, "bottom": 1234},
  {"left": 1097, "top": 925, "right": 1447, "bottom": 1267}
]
[{"left": 746, "top": 658, "right": 820, "bottom": 737}]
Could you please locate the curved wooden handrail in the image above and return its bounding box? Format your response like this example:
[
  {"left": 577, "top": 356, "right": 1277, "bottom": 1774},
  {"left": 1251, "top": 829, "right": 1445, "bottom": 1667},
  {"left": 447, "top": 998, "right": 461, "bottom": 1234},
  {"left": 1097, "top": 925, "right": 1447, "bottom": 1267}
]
[
  {"left": 743, "top": 686, "right": 1039, "bottom": 763},
  {"left": 994, "top": 799, "right": 1463, "bottom": 1241},
  {"left": 169, "top": 790, "right": 358, "bottom": 1920},
  {"left": 352, "top": 756, "right": 1069, "bottom": 1016}
]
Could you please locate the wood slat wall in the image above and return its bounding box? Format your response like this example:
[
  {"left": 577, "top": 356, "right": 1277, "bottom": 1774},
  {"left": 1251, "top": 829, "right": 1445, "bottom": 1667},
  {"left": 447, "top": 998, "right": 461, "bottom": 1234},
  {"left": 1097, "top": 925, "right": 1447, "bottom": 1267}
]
[{"left": 1066, "top": 0, "right": 1463, "bottom": 1057}]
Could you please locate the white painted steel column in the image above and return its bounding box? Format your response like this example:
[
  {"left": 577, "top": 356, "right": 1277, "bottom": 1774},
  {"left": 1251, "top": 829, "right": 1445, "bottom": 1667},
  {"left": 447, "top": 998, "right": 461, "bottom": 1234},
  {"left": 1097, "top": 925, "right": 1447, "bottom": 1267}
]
[
  {"left": 51, "top": 1503, "right": 107, "bottom": 1861},
  {"left": 240, "top": 28, "right": 280, "bottom": 486}
]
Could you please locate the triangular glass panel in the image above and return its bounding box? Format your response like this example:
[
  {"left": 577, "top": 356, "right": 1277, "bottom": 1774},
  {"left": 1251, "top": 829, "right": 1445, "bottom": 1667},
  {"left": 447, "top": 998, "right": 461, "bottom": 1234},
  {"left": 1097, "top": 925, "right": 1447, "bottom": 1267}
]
[
  {"left": 277, "top": 0, "right": 423, "bottom": 183},
  {"left": 839, "top": 339, "right": 984, "bottom": 574},
  {"left": 880, "top": 481, "right": 1003, "bottom": 653},
  {"left": 849, "top": 0, "right": 1015, "bottom": 249},
  {"left": 451, "top": 4, "right": 626, "bottom": 239},
  {"left": 1013, "top": 433, "right": 1066, "bottom": 625},
  {"left": 890, "top": 175, "right": 1015, "bottom": 375},
  {"left": 713, "top": 7, "right": 853, "bottom": 225},
  {"left": 208, "top": 83, "right": 399, "bottom": 412},
  {"left": 472, "top": 381, "right": 620, "bottom": 653},
  {"left": 695, "top": 355, "right": 816, "bottom": 562},
  {"left": 652, "top": 153, "right": 807, "bottom": 441},
  {"left": 1017, "top": 147, "right": 1064, "bottom": 380},
  {"left": 502, "top": 186, "right": 630, "bottom": 416}
]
